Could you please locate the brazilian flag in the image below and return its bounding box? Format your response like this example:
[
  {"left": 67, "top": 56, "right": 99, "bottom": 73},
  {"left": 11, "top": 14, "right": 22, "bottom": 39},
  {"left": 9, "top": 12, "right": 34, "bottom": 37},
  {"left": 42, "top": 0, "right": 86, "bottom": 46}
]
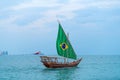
[{"left": 56, "top": 23, "right": 77, "bottom": 59}]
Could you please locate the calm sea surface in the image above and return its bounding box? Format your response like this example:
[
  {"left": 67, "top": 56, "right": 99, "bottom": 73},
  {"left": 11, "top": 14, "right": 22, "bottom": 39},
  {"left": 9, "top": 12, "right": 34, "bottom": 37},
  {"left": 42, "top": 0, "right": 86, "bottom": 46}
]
[{"left": 0, "top": 55, "right": 120, "bottom": 80}]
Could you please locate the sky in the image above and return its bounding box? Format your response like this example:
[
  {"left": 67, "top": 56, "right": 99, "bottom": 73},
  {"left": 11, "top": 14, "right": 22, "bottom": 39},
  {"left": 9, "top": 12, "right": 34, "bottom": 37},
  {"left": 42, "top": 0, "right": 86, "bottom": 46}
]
[{"left": 0, "top": 0, "right": 120, "bottom": 55}]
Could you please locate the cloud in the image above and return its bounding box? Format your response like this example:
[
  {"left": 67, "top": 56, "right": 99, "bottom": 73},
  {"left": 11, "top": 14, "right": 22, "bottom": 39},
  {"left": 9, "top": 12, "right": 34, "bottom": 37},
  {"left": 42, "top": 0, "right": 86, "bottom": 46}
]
[
  {"left": 89, "top": 0, "right": 120, "bottom": 8},
  {"left": 0, "top": 15, "right": 51, "bottom": 36},
  {"left": 10, "top": 0, "right": 61, "bottom": 10},
  {"left": 1, "top": 0, "right": 120, "bottom": 31},
  {"left": 10, "top": 0, "right": 120, "bottom": 19}
]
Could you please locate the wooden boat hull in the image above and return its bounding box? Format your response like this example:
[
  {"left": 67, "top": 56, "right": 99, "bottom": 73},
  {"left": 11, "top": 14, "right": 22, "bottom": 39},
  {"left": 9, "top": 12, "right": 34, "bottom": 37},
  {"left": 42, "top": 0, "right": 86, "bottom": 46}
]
[{"left": 40, "top": 56, "right": 82, "bottom": 68}]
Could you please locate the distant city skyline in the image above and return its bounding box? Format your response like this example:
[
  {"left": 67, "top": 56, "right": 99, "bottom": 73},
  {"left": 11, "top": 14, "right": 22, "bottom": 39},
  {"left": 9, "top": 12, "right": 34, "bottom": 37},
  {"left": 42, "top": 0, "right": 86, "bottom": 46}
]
[{"left": 0, "top": 0, "right": 120, "bottom": 55}]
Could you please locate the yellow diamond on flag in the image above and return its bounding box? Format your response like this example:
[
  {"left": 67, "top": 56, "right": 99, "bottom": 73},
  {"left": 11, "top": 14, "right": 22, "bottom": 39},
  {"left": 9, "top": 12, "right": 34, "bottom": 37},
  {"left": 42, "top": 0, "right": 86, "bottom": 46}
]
[{"left": 60, "top": 42, "right": 68, "bottom": 50}]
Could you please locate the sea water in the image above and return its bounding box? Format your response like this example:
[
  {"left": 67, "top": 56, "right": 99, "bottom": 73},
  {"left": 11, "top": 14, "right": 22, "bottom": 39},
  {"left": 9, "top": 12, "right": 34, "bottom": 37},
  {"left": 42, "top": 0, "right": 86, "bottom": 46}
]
[{"left": 0, "top": 55, "right": 120, "bottom": 80}]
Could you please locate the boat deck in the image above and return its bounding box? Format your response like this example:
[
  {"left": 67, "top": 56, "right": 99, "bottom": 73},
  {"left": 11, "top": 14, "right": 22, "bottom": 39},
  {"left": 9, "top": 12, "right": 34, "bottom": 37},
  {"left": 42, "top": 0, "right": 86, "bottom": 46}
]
[{"left": 40, "top": 56, "right": 82, "bottom": 68}]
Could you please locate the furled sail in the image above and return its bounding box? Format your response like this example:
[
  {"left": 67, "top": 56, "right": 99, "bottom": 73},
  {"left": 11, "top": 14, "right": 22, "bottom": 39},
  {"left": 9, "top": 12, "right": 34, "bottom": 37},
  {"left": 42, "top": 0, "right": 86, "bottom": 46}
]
[{"left": 56, "top": 23, "right": 77, "bottom": 59}]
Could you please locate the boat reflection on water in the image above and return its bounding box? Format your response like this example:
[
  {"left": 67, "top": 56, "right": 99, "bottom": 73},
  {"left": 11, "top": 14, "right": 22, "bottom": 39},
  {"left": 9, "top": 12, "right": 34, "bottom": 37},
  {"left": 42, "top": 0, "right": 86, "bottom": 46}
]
[{"left": 42, "top": 67, "right": 79, "bottom": 80}]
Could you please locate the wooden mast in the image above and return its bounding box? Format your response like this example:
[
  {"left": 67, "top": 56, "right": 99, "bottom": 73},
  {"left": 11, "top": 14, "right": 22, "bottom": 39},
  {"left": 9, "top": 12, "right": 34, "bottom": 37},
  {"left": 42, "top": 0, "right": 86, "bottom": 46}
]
[{"left": 66, "top": 33, "right": 69, "bottom": 63}]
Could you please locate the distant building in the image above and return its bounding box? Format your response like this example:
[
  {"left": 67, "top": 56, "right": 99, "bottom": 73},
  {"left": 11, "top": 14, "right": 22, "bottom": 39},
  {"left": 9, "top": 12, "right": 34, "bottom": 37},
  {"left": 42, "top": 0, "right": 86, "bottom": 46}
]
[{"left": 0, "top": 51, "right": 8, "bottom": 55}]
